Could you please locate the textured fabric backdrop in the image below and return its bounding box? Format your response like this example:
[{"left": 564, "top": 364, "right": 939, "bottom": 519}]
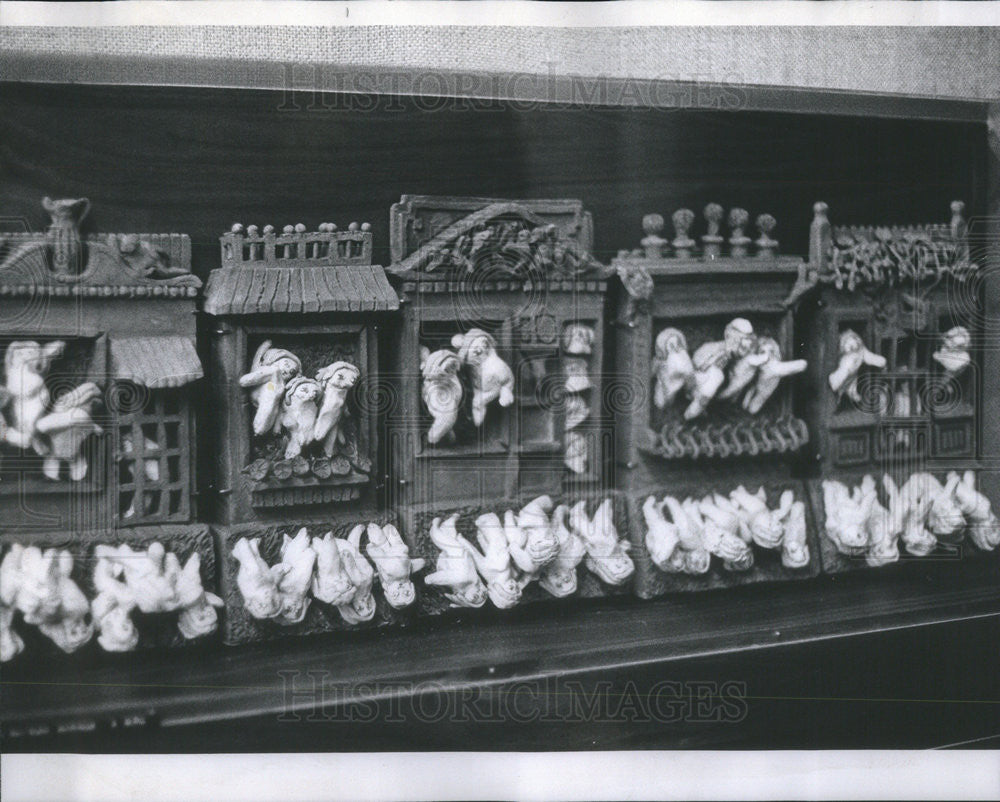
[{"left": 2, "top": 26, "right": 999, "bottom": 101}]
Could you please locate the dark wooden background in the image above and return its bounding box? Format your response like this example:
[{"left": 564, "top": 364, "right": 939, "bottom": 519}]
[
  {"left": 0, "top": 82, "right": 996, "bottom": 751},
  {"left": 0, "top": 83, "right": 987, "bottom": 275}
]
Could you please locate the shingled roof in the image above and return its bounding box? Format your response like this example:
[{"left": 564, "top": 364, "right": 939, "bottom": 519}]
[
  {"left": 202, "top": 264, "right": 399, "bottom": 315},
  {"left": 110, "top": 336, "right": 203, "bottom": 388}
]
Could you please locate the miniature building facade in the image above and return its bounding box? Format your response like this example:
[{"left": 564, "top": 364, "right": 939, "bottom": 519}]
[
  {"left": 203, "top": 221, "right": 398, "bottom": 525},
  {"left": 794, "top": 202, "right": 999, "bottom": 571},
  {"left": 0, "top": 197, "right": 204, "bottom": 531},
  {"left": 385, "top": 196, "right": 630, "bottom": 612},
  {"left": 0, "top": 198, "right": 218, "bottom": 661},
  {"left": 386, "top": 196, "right": 614, "bottom": 513},
  {"left": 612, "top": 205, "right": 819, "bottom": 598}
]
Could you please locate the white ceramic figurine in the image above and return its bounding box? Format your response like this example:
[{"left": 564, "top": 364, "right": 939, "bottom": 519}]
[
  {"left": 651, "top": 328, "right": 694, "bottom": 409},
  {"left": 274, "top": 528, "right": 317, "bottom": 625},
  {"left": 175, "top": 552, "right": 224, "bottom": 640},
  {"left": 423, "top": 514, "right": 488, "bottom": 609},
  {"left": 950, "top": 471, "right": 1000, "bottom": 551},
  {"left": 313, "top": 361, "right": 360, "bottom": 457},
  {"left": 232, "top": 537, "right": 283, "bottom": 621},
  {"left": 420, "top": 347, "right": 464, "bottom": 444},
  {"left": 933, "top": 326, "right": 971, "bottom": 376},
  {"left": 684, "top": 318, "right": 756, "bottom": 419},
  {"left": 334, "top": 527, "right": 376, "bottom": 624},
  {"left": 280, "top": 377, "right": 322, "bottom": 459},
  {"left": 576, "top": 498, "right": 634, "bottom": 585},
  {"left": 741, "top": 337, "right": 807, "bottom": 415},
  {"left": 310, "top": 531, "right": 357, "bottom": 607},
  {"left": 239, "top": 341, "right": 302, "bottom": 436},
  {"left": 3, "top": 340, "right": 65, "bottom": 450},
  {"left": 451, "top": 329, "right": 514, "bottom": 426},
  {"left": 365, "top": 523, "right": 425, "bottom": 609},
  {"left": 515, "top": 495, "right": 560, "bottom": 570},
  {"left": 35, "top": 382, "right": 103, "bottom": 481},
  {"left": 828, "top": 329, "right": 886, "bottom": 403},
  {"left": 539, "top": 505, "right": 587, "bottom": 598},
  {"left": 466, "top": 513, "right": 522, "bottom": 609}
]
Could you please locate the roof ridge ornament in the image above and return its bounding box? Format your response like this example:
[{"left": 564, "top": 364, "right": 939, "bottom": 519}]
[{"left": 0, "top": 197, "right": 200, "bottom": 297}]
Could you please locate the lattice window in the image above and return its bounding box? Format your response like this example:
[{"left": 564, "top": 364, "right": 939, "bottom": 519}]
[{"left": 114, "top": 385, "right": 191, "bottom": 524}]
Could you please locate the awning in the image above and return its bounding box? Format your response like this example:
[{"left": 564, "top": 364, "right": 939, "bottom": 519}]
[
  {"left": 203, "top": 265, "right": 399, "bottom": 315},
  {"left": 110, "top": 336, "right": 204, "bottom": 388}
]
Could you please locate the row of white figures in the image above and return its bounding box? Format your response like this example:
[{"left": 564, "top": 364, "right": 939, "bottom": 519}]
[
  {"left": 91, "top": 543, "right": 222, "bottom": 651},
  {"left": 233, "top": 523, "right": 423, "bottom": 627},
  {"left": 1, "top": 341, "right": 104, "bottom": 480},
  {"left": 642, "top": 486, "right": 809, "bottom": 574},
  {"left": 239, "top": 341, "right": 361, "bottom": 458},
  {"left": 563, "top": 323, "right": 596, "bottom": 474},
  {"left": 829, "top": 326, "right": 971, "bottom": 404},
  {"left": 424, "top": 496, "right": 634, "bottom": 609},
  {"left": 420, "top": 329, "right": 515, "bottom": 444},
  {"left": 822, "top": 471, "right": 1000, "bottom": 566},
  {"left": 0, "top": 541, "right": 220, "bottom": 661},
  {"left": 652, "top": 319, "right": 807, "bottom": 420}
]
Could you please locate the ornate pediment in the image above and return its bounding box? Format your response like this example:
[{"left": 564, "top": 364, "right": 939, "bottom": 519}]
[
  {"left": 0, "top": 198, "right": 200, "bottom": 298},
  {"left": 783, "top": 201, "right": 976, "bottom": 307},
  {"left": 388, "top": 198, "right": 609, "bottom": 282}
]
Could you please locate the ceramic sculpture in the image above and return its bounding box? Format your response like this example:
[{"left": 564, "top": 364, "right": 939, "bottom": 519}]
[
  {"left": 175, "top": 553, "right": 224, "bottom": 640},
  {"left": 239, "top": 341, "right": 302, "bottom": 437},
  {"left": 828, "top": 329, "right": 887, "bottom": 403},
  {"left": 451, "top": 329, "right": 514, "bottom": 426},
  {"left": 741, "top": 337, "right": 807, "bottom": 415},
  {"left": 467, "top": 513, "right": 522, "bottom": 609},
  {"left": 365, "top": 523, "right": 425, "bottom": 609},
  {"left": 933, "top": 326, "right": 972, "bottom": 376},
  {"left": 310, "top": 531, "right": 357, "bottom": 607},
  {"left": 951, "top": 471, "right": 1000, "bottom": 551},
  {"left": 685, "top": 318, "right": 756, "bottom": 419},
  {"left": 313, "top": 362, "right": 361, "bottom": 457},
  {"left": 651, "top": 328, "right": 694, "bottom": 410},
  {"left": 574, "top": 498, "right": 634, "bottom": 585},
  {"left": 538, "top": 505, "right": 587, "bottom": 598},
  {"left": 279, "top": 377, "right": 322, "bottom": 460},
  {"left": 274, "top": 528, "right": 316, "bottom": 625},
  {"left": 420, "top": 348, "right": 464, "bottom": 444},
  {"left": 232, "top": 537, "right": 283, "bottom": 621},
  {"left": 334, "top": 527, "right": 376, "bottom": 624},
  {"left": 423, "top": 514, "right": 488, "bottom": 608}
]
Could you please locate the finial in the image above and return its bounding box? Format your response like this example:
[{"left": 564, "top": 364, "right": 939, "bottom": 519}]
[
  {"left": 361, "top": 222, "right": 372, "bottom": 232},
  {"left": 671, "top": 208, "right": 696, "bottom": 258},
  {"left": 263, "top": 225, "right": 275, "bottom": 235},
  {"left": 245, "top": 225, "right": 261, "bottom": 259},
  {"left": 640, "top": 213, "right": 667, "bottom": 259},
  {"left": 294, "top": 223, "right": 307, "bottom": 233},
  {"left": 813, "top": 201, "right": 829, "bottom": 220},
  {"left": 702, "top": 203, "right": 724, "bottom": 260},
  {"left": 755, "top": 213, "right": 777, "bottom": 258},
  {"left": 348, "top": 222, "right": 360, "bottom": 231},
  {"left": 231, "top": 223, "right": 244, "bottom": 234},
  {"left": 950, "top": 200, "right": 967, "bottom": 241},
  {"left": 728, "top": 208, "right": 750, "bottom": 257}
]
